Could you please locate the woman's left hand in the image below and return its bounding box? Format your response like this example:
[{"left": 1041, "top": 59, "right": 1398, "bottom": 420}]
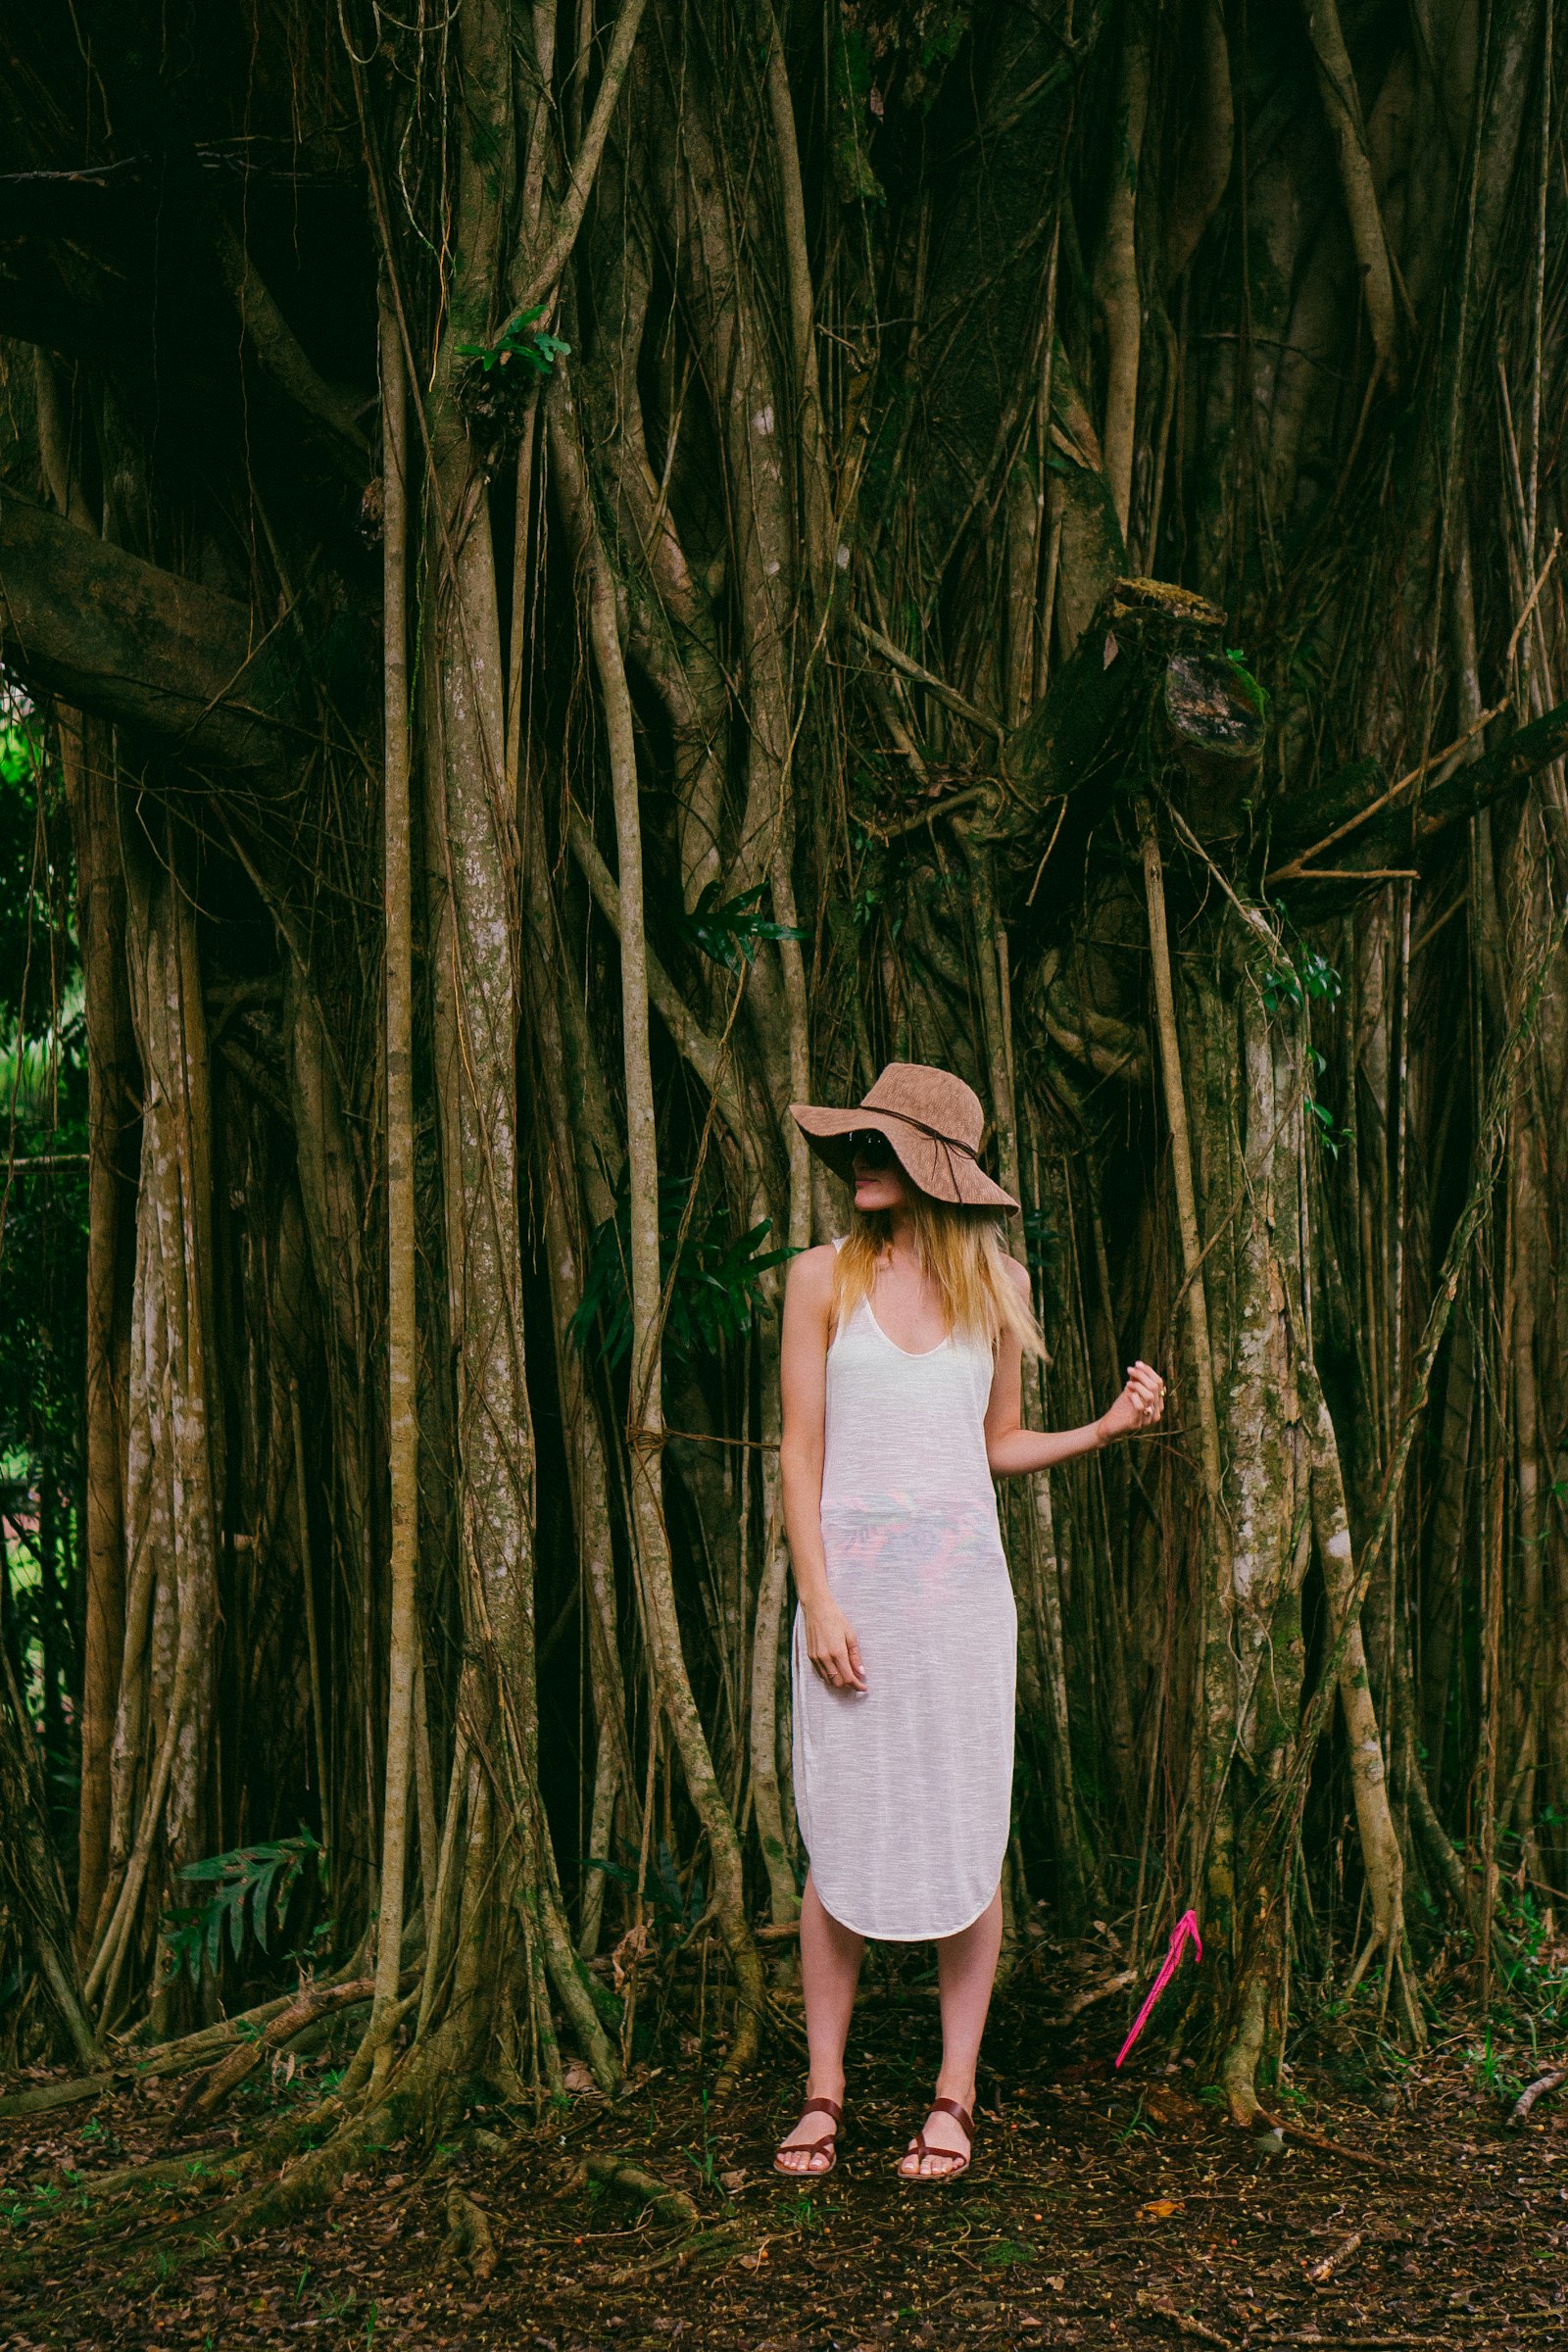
[{"left": 1096, "top": 1361, "right": 1166, "bottom": 1445}]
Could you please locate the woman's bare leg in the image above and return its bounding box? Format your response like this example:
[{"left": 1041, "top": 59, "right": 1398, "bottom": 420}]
[
  {"left": 900, "top": 1886, "right": 1004, "bottom": 2176},
  {"left": 775, "top": 1871, "right": 865, "bottom": 2172}
]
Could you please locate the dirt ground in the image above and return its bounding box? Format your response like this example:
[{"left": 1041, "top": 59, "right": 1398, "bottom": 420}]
[{"left": 3, "top": 1949, "right": 1567, "bottom": 2351}]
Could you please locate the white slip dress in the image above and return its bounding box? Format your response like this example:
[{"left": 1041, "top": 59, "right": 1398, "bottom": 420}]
[{"left": 790, "top": 1241, "right": 1017, "bottom": 1940}]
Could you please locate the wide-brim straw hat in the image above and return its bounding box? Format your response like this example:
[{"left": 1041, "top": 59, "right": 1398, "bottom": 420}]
[{"left": 789, "top": 1061, "right": 1018, "bottom": 1210}]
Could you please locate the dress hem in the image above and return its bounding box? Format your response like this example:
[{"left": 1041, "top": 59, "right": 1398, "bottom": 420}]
[{"left": 809, "top": 1878, "right": 1003, "bottom": 1943}]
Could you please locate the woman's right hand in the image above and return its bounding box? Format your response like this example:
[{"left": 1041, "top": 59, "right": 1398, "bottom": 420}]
[{"left": 804, "top": 1596, "right": 867, "bottom": 1692}]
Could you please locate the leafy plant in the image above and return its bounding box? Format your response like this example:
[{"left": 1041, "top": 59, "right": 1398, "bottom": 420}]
[
  {"left": 680, "top": 880, "right": 808, "bottom": 973},
  {"left": 685, "top": 2088, "right": 721, "bottom": 2192},
  {"left": 569, "top": 1177, "right": 796, "bottom": 1371},
  {"left": 1261, "top": 939, "right": 1342, "bottom": 1013},
  {"left": 159, "top": 1831, "right": 324, "bottom": 1988},
  {"left": 1224, "top": 646, "right": 1269, "bottom": 717},
  {"left": 1305, "top": 1093, "right": 1351, "bottom": 1159},
  {"left": 457, "top": 305, "right": 569, "bottom": 379}
]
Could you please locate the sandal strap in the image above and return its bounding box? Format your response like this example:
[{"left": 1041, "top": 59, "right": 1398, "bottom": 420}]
[
  {"left": 779, "top": 2132, "right": 837, "bottom": 2156},
  {"left": 798, "top": 2095, "right": 842, "bottom": 2123},
  {"left": 906, "top": 2128, "right": 969, "bottom": 2173},
  {"left": 927, "top": 2096, "right": 974, "bottom": 2141}
]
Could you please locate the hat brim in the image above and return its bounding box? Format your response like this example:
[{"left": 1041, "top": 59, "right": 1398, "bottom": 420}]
[{"left": 789, "top": 1103, "right": 1018, "bottom": 1210}]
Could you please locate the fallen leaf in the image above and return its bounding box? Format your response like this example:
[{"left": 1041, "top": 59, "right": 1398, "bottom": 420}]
[{"left": 1141, "top": 2197, "right": 1182, "bottom": 2219}]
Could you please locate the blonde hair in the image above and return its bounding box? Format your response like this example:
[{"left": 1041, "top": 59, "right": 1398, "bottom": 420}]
[{"left": 831, "top": 1195, "right": 1048, "bottom": 1358}]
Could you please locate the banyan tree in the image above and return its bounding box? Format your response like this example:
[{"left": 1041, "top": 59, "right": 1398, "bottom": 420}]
[{"left": 2, "top": 0, "right": 1567, "bottom": 2189}]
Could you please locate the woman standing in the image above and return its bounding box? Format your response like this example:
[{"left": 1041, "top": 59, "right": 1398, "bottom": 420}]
[{"left": 774, "top": 1062, "right": 1164, "bottom": 2180}]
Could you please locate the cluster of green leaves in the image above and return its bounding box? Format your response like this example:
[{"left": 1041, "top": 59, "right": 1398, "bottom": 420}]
[
  {"left": 680, "top": 880, "right": 808, "bottom": 973},
  {"left": 1259, "top": 918, "right": 1351, "bottom": 1155},
  {"left": 159, "top": 1832, "right": 325, "bottom": 1988},
  {"left": 457, "top": 305, "right": 569, "bottom": 378},
  {"left": 569, "top": 1177, "right": 796, "bottom": 1372},
  {"left": 1261, "top": 936, "right": 1342, "bottom": 1014}
]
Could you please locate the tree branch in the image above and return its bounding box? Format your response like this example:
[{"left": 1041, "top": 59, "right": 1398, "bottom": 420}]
[
  {"left": 209, "top": 211, "right": 369, "bottom": 481},
  {"left": 0, "top": 489, "right": 298, "bottom": 776},
  {"left": 1273, "top": 698, "right": 1568, "bottom": 883},
  {"left": 509, "top": 0, "right": 650, "bottom": 318}
]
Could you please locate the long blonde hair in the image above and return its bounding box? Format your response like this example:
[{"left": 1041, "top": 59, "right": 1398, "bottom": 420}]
[{"left": 831, "top": 1195, "right": 1048, "bottom": 1357}]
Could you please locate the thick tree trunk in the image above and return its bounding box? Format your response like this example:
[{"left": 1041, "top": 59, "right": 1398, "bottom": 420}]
[{"left": 86, "top": 816, "right": 220, "bottom": 2021}]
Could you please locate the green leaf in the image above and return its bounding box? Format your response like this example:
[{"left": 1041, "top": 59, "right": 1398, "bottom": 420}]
[
  {"left": 570, "top": 1183, "right": 800, "bottom": 1372},
  {"left": 163, "top": 1834, "right": 322, "bottom": 1987},
  {"left": 680, "top": 881, "right": 809, "bottom": 972}
]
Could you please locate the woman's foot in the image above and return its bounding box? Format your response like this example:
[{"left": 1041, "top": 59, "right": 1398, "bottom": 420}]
[
  {"left": 898, "top": 2087, "right": 975, "bottom": 2179},
  {"left": 774, "top": 2087, "right": 844, "bottom": 2176}
]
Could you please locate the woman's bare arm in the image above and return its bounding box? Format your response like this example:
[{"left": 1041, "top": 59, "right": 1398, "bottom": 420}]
[
  {"left": 779, "top": 1246, "right": 867, "bottom": 1691},
  {"left": 984, "top": 1257, "right": 1164, "bottom": 1475}
]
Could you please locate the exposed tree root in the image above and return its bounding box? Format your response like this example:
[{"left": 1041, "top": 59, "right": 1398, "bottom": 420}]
[
  {"left": 1135, "top": 2287, "right": 1238, "bottom": 2349},
  {"left": 1262, "top": 2118, "right": 1428, "bottom": 2184},
  {"left": 1507, "top": 2068, "right": 1566, "bottom": 2130},
  {"left": 0, "top": 2073, "right": 117, "bottom": 2119},
  {"left": 602, "top": 2221, "right": 751, "bottom": 2285},
  {"left": 173, "top": 1977, "right": 374, "bottom": 2121},
  {"left": 441, "top": 2185, "right": 498, "bottom": 2278},
  {"left": 213, "top": 2014, "right": 471, "bottom": 2239},
  {"left": 54, "top": 2148, "right": 254, "bottom": 2203},
  {"left": 1216, "top": 1972, "right": 1267, "bottom": 2129},
  {"left": 0, "top": 1992, "right": 315, "bottom": 2119},
  {"left": 580, "top": 2150, "right": 700, "bottom": 2228}
]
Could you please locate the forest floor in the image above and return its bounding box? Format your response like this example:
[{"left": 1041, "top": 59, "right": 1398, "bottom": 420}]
[{"left": 3, "top": 1935, "right": 1567, "bottom": 2351}]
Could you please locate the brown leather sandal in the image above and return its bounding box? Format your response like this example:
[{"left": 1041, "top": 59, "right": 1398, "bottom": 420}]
[
  {"left": 899, "top": 2096, "right": 975, "bottom": 2182},
  {"left": 773, "top": 2094, "right": 843, "bottom": 2177}
]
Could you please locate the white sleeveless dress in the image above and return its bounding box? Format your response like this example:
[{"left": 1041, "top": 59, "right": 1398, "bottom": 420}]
[{"left": 790, "top": 1244, "right": 1017, "bottom": 1939}]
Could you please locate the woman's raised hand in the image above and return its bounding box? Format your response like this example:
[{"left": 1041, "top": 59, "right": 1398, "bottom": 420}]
[
  {"left": 1096, "top": 1360, "right": 1166, "bottom": 1445},
  {"left": 805, "top": 1596, "right": 868, "bottom": 1692}
]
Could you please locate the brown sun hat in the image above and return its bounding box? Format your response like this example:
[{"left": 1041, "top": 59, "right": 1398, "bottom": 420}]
[{"left": 789, "top": 1061, "right": 1018, "bottom": 1210}]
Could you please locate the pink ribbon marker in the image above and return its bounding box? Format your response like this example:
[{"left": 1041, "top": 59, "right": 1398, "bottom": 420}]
[{"left": 1114, "top": 1908, "right": 1202, "bottom": 2069}]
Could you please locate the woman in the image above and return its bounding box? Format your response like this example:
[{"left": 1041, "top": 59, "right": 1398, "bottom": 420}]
[{"left": 774, "top": 1061, "right": 1164, "bottom": 2181}]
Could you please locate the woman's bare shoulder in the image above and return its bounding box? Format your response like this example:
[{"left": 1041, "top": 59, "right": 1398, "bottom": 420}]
[
  {"left": 998, "top": 1251, "right": 1032, "bottom": 1298},
  {"left": 786, "top": 1241, "right": 841, "bottom": 1302}
]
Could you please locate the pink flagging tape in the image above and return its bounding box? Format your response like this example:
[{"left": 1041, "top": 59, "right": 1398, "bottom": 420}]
[{"left": 1114, "top": 1909, "right": 1202, "bottom": 2069}]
